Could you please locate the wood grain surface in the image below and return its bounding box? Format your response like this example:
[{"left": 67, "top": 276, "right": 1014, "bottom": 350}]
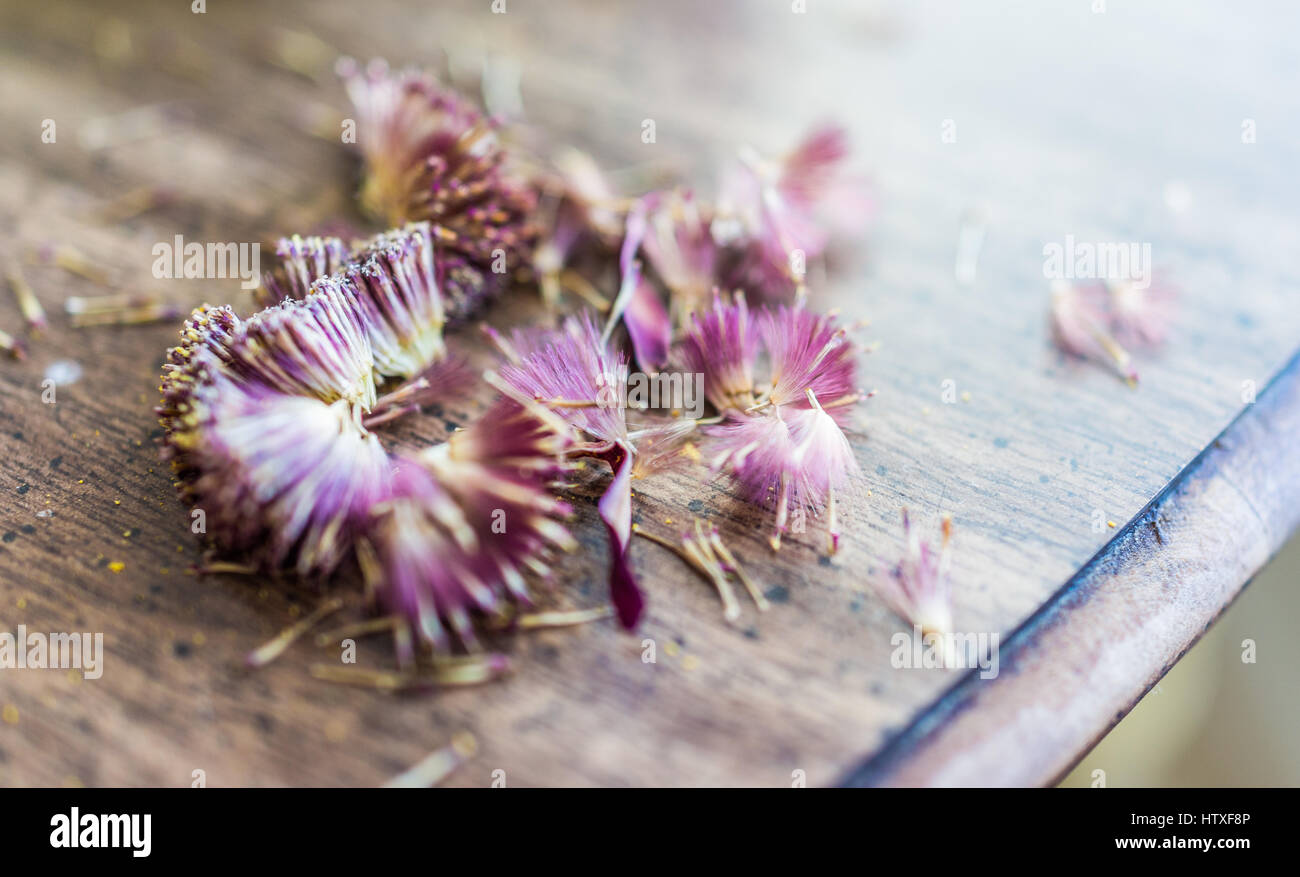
[{"left": 0, "top": 0, "right": 1296, "bottom": 787}]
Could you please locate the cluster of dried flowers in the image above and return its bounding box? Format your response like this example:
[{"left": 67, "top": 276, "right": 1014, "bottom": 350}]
[
  {"left": 158, "top": 57, "right": 959, "bottom": 674},
  {"left": 160, "top": 220, "right": 578, "bottom": 664}
]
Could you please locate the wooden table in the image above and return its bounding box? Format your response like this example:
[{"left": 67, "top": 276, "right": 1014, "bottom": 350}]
[{"left": 1, "top": 0, "right": 1296, "bottom": 787}]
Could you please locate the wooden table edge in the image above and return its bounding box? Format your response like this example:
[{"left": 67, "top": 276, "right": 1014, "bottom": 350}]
[{"left": 840, "top": 348, "right": 1300, "bottom": 788}]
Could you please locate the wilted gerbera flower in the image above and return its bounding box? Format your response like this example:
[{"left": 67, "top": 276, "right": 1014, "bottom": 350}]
[
  {"left": 337, "top": 57, "right": 538, "bottom": 313},
  {"left": 488, "top": 312, "right": 646, "bottom": 627},
  {"left": 873, "top": 509, "right": 955, "bottom": 641},
  {"left": 363, "top": 395, "right": 577, "bottom": 658},
  {"left": 674, "top": 293, "right": 865, "bottom": 552}
]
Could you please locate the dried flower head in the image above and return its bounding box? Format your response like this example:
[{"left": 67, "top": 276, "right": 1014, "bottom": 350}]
[
  {"left": 257, "top": 233, "right": 349, "bottom": 307},
  {"left": 489, "top": 312, "right": 648, "bottom": 627},
  {"left": 674, "top": 290, "right": 759, "bottom": 413},
  {"left": 672, "top": 293, "right": 866, "bottom": 552},
  {"left": 337, "top": 57, "right": 538, "bottom": 312},
  {"left": 159, "top": 257, "right": 566, "bottom": 647},
  {"left": 364, "top": 398, "right": 576, "bottom": 657},
  {"left": 759, "top": 305, "right": 860, "bottom": 422},
  {"left": 491, "top": 311, "right": 630, "bottom": 450},
  {"left": 334, "top": 222, "right": 449, "bottom": 379},
  {"left": 717, "top": 124, "right": 872, "bottom": 301},
  {"left": 161, "top": 361, "right": 391, "bottom": 578},
  {"left": 709, "top": 394, "right": 857, "bottom": 553}
]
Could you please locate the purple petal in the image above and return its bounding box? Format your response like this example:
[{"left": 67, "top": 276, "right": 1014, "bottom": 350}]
[
  {"left": 597, "top": 449, "right": 645, "bottom": 629},
  {"left": 624, "top": 276, "right": 671, "bottom": 371}
]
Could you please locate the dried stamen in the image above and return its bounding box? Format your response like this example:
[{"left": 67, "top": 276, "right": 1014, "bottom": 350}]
[
  {"left": 382, "top": 732, "right": 478, "bottom": 788},
  {"left": 245, "top": 597, "right": 344, "bottom": 668},
  {"left": 7, "top": 268, "right": 47, "bottom": 333}
]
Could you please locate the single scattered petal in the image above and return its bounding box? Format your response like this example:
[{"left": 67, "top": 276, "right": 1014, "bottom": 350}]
[
  {"left": 873, "top": 509, "right": 954, "bottom": 638},
  {"left": 597, "top": 450, "right": 644, "bottom": 629},
  {"left": 245, "top": 597, "right": 345, "bottom": 668},
  {"left": 606, "top": 197, "right": 672, "bottom": 370},
  {"left": 0, "top": 325, "right": 27, "bottom": 360},
  {"left": 634, "top": 518, "right": 766, "bottom": 621},
  {"left": 623, "top": 277, "right": 672, "bottom": 372},
  {"left": 1105, "top": 278, "right": 1176, "bottom": 349},
  {"left": 7, "top": 267, "right": 47, "bottom": 334},
  {"left": 383, "top": 733, "right": 478, "bottom": 787},
  {"left": 1049, "top": 280, "right": 1138, "bottom": 385}
]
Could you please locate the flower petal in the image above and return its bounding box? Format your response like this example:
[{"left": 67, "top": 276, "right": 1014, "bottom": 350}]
[{"left": 598, "top": 449, "right": 645, "bottom": 629}]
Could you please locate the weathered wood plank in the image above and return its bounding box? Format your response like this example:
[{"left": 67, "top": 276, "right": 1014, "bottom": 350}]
[{"left": 846, "top": 349, "right": 1300, "bottom": 787}]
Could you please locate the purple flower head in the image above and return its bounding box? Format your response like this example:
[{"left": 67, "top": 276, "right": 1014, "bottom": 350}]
[
  {"left": 717, "top": 124, "right": 872, "bottom": 301},
  {"left": 709, "top": 397, "right": 857, "bottom": 553},
  {"left": 335, "top": 222, "right": 448, "bottom": 379},
  {"left": 230, "top": 286, "right": 379, "bottom": 410},
  {"left": 761, "top": 305, "right": 859, "bottom": 425},
  {"left": 673, "top": 297, "right": 865, "bottom": 552},
  {"left": 673, "top": 290, "right": 759, "bottom": 414},
  {"left": 367, "top": 399, "right": 576, "bottom": 655},
  {"left": 162, "top": 362, "right": 392, "bottom": 579},
  {"left": 258, "top": 234, "right": 349, "bottom": 306},
  {"left": 337, "top": 57, "right": 537, "bottom": 312},
  {"left": 491, "top": 310, "right": 629, "bottom": 448}
]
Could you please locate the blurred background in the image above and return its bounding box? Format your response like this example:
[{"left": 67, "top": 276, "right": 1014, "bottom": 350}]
[{"left": 1061, "top": 533, "right": 1300, "bottom": 787}]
